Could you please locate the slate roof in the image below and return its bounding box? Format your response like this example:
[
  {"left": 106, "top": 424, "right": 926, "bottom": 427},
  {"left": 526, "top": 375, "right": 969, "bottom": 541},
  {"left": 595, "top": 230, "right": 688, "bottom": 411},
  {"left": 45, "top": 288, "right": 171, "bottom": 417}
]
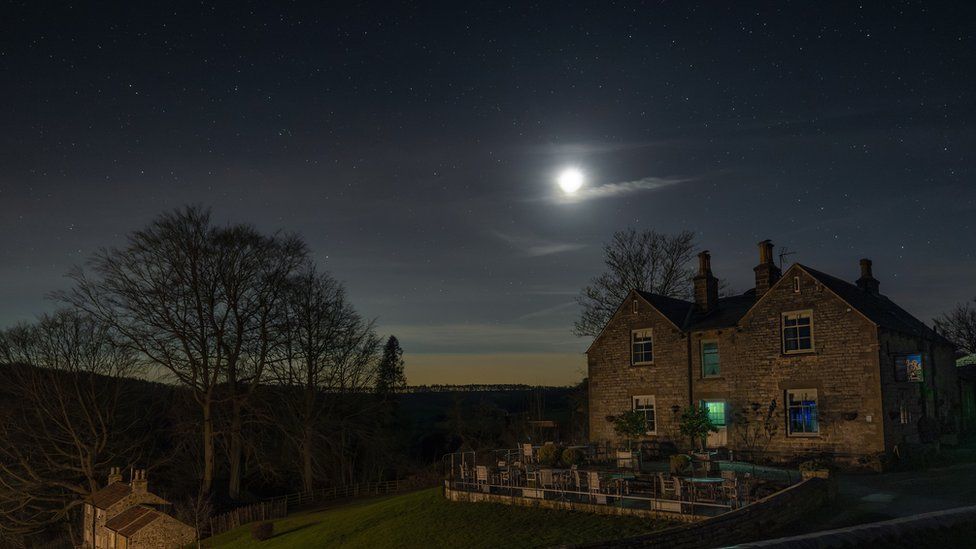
[
  {"left": 798, "top": 265, "right": 947, "bottom": 342},
  {"left": 635, "top": 291, "right": 695, "bottom": 328},
  {"left": 104, "top": 505, "right": 162, "bottom": 537},
  {"left": 88, "top": 482, "right": 170, "bottom": 509},
  {"left": 627, "top": 264, "right": 947, "bottom": 344},
  {"left": 88, "top": 482, "right": 132, "bottom": 509},
  {"left": 685, "top": 292, "right": 757, "bottom": 330}
]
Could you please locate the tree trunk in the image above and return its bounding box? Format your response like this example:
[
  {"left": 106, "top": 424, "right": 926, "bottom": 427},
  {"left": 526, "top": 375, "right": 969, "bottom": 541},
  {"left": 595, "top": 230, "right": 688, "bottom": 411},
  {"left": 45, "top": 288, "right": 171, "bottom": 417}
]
[
  {"left": 202, "top": 400, "right": 214, "bottom": 494},
  {"left": 228, "top": 400, "right": 243, "bottom": 500},
  {"left": 302, "top": 426, "right": 314, "bottom": 494}
]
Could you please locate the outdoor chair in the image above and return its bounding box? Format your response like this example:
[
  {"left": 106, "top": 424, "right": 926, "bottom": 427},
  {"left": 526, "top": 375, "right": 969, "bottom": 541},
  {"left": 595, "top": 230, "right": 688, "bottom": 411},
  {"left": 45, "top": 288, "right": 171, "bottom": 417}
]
[
  {"left": 539, "top": 468, "right": 553, "bottom": 488},
  {"left": 522, "top": 443, "right": 534, "bottom": 463}
]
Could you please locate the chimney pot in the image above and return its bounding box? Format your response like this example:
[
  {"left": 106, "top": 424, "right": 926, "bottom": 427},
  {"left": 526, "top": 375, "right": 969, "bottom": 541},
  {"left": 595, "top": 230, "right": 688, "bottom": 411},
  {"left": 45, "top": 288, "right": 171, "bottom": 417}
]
[
  {"left": 698, "top": 250, "right": 712, "bottom": 276},
  {"left": 107, "top": 467, "right": 122, "bottom": 486},
  {"left": 857, "top": 258, "right": 880, "bottom": 295},
  {"left": 694, "top": 250, "right": 718, "bottom": 313},
  {"left": 754, "top": 240, "right": 781, "bottom": 296}
]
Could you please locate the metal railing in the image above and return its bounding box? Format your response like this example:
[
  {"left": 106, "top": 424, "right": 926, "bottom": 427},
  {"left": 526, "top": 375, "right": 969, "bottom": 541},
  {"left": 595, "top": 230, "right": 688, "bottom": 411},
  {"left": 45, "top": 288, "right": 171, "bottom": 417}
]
[{"left": 445, "top": 479, "right": 733, "bottom": 517}]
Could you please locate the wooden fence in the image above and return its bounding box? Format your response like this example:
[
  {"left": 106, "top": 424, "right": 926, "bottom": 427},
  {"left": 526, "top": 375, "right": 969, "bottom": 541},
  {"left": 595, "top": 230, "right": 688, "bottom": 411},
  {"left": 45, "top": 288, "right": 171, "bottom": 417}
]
[
  {"left": 207, "top": 499, "right": 288, "bottom": 538},
  {"left": 206, "top": 478, "right": 413, "bottom": 538}
]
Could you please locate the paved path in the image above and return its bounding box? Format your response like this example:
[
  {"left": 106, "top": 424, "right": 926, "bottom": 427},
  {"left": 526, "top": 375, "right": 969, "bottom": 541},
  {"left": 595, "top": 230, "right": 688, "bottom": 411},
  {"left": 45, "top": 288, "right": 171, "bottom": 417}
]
[{"left": 803, "top": 462, "right": 976, "bottom": 532}]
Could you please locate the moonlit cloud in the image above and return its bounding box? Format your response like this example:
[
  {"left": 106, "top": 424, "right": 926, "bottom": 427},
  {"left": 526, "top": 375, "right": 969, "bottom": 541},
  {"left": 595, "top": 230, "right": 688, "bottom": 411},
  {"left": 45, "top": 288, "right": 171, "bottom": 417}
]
[
  {"left": 491, "top": 231, "right": 586, "bottom": 257},
  {"left": 554, "top": 175, "right": 694, "bottom": 203}
]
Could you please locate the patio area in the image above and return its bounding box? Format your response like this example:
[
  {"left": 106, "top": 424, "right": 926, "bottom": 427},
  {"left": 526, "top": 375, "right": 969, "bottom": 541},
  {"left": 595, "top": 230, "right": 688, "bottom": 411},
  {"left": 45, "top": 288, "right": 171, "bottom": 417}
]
[{"left": 443, "top": 444, "right": 799, "bottom": 520}]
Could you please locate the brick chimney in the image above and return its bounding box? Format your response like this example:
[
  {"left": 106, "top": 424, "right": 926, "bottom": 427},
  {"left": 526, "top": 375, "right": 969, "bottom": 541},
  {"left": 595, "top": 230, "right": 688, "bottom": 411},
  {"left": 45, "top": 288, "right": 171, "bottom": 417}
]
[
  {"left": 754, "top": 240, "right": 781, "bottom": 296},
  {"left": 107, "top": 467, "right": 122, "bottom": 486},
  {"left": 693, "top": 251, "right": 718, "bottom": 313},
  {"left": 131, "top": 469, "right": 148, "bottom": 496},
  {"left": 856, "top": 258, "right": 880, "bottom": 295}
]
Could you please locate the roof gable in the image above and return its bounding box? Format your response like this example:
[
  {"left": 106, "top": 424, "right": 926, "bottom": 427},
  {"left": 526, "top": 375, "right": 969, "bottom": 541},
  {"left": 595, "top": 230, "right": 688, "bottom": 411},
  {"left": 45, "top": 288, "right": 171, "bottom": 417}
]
[
  {"left": 798, "top": 264, "right": 946, "bottom": 341},
  {"left": 584, "top": 290, "right": 692, "bottom": 354}
]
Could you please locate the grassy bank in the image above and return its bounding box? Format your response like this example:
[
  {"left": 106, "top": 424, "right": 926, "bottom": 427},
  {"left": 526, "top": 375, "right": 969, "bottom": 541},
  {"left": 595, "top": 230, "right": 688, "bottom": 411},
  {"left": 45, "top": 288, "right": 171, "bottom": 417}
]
[{"left": 206, "top": 487, "right": 673, "bottom": 548}]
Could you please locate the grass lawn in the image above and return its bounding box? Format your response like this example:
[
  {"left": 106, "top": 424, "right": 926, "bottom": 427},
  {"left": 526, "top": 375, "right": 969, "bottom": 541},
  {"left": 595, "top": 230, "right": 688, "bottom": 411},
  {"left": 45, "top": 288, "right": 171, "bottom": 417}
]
[{"left": 205, "top": 488, "right": 675, "bottom": 548}]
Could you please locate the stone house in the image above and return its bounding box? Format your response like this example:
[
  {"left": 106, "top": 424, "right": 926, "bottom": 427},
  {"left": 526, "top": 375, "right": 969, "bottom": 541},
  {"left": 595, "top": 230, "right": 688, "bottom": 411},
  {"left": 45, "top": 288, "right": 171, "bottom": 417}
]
[
  {"left": 83, "top": 468, "right": 196, "bottom": 549},
  {"left": 587, "top": 240, "right": 958, "bottom": 468}
]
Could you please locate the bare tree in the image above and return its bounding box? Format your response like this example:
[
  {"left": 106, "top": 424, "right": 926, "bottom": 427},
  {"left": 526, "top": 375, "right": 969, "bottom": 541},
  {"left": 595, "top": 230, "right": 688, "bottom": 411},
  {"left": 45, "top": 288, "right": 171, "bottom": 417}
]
[
  {"left": 58, "top": 206, "right": 307, "bottom": 498},
  {"left": 0, "top": 311, "right": 140, "bottom": 540},
  {"left": 213, "top": 225, "right": 307, "bottom": 500},
  {"left": 267, "top": 265, "right": 380, "bottom": 493},
  {"left": 934, "top": 298, "right": 976, "bottom": 356},
  {"left": 574, "top": 228, "right": 698, "bottom": 337}
]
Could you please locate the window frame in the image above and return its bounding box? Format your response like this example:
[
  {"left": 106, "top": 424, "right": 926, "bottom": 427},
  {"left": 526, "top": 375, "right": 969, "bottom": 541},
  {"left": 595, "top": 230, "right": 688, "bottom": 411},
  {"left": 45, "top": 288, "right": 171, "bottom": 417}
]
[
  {"left": 632, "top": 395, "right": 657, "bottom": 435},
  {"left": 781, "top": 310, "right": 815, "bottom": 355},
  {"left": 701, "top": 339, "right": 721, "bottom": 378},
  {"left": 786, "top": 388, "right": 820, "bottom": 437},
  {"left": 631, "top": 328, "right": 654, "bottom": 366}
]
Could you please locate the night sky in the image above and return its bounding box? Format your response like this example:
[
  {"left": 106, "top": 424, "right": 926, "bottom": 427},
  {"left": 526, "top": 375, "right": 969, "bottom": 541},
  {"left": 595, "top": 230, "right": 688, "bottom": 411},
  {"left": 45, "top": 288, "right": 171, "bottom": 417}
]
[{"left": 2, "top": 3, "right": 974, "bottom": 385}]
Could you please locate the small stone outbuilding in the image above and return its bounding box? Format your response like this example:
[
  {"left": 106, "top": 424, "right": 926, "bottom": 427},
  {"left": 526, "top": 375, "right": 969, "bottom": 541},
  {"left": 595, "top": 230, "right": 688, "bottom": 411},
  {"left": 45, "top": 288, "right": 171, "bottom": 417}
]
[{"left": 82, "top": 468, "right": 195, "bottom": 549}]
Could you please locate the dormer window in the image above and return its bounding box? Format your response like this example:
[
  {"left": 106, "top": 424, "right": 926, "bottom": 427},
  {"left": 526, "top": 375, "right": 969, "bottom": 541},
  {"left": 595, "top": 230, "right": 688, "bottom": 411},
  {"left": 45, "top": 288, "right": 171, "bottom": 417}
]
[{"left": 631, "top": 329, "right": 654, "bottom": 365}]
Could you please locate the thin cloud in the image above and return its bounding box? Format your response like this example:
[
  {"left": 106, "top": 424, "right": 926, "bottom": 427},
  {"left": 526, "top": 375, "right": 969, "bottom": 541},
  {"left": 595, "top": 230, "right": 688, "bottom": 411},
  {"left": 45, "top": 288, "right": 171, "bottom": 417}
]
[
  {"left": 528, "top": 140, "right": 678, "bottom": 156},
  {"left": 555, "top": 175, "right": 693, "bottom": 203},
  {"left": 492, "top": 231, "right": 586, "bottom": 257},
  {"left": 514, "top": 301, "right": 577, "bottom": 322}
]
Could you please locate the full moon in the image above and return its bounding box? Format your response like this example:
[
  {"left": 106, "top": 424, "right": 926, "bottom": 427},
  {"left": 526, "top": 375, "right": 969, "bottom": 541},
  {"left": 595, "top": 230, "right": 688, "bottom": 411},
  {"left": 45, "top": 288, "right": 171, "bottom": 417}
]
[{"left": 557, "top": 168, "right": 584, "bottom": 194}]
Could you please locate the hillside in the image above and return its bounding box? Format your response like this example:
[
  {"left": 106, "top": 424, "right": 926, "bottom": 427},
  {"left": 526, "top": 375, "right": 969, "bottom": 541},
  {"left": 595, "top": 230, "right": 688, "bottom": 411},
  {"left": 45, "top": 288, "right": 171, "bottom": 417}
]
[{"left": 205, "top": 488, "right": 672, "bottom": 548}]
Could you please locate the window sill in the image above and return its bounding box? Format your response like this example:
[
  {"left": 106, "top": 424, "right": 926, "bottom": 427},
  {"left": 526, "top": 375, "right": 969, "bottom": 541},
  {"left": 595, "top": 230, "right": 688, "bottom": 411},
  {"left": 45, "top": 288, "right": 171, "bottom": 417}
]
[
  {"left": 632, "top": 362, "right": 655, "bottom": 367},
  {"left": 701, "top": 375, "right": 723, "bottom": 380},
  {"left": 783, "top": 350, "right": 816, "bottom": 356},
  {"left": 786, "top": 433, "right": 821, "bottom": 438}
]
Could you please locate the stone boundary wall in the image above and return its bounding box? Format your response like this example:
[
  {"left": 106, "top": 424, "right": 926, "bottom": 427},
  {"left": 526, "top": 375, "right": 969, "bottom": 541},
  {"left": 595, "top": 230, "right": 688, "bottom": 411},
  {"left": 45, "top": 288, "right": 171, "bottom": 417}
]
[
  {"left": 567, "top": 478, "right": 831, "bottom": 548},
  {"left": 730, "top": 504, "right": 976, "bottom": 548},
  {"left": 442, "top": 484, "right": 706, "bottom": 523}
]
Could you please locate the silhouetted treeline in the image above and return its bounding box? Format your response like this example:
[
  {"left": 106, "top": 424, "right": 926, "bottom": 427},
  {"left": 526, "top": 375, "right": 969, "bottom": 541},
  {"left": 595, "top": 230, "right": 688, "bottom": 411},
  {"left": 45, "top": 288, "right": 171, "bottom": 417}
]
[{"left": 0, "top": 207, "right": 585, "bottom": 548}]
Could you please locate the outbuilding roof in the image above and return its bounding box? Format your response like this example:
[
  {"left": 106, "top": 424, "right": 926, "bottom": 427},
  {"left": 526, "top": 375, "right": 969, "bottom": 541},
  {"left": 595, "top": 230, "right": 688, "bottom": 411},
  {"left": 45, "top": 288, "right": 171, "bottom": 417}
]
[{"left": 104, "top": 505, "right": 162, "bottom": 537}]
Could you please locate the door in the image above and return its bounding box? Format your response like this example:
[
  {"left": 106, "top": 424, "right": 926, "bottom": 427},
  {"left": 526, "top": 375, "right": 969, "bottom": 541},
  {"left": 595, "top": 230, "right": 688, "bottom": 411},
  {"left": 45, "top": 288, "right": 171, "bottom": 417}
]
[{"left": 702, "top": 400, "right": 728, "bottom": 448}]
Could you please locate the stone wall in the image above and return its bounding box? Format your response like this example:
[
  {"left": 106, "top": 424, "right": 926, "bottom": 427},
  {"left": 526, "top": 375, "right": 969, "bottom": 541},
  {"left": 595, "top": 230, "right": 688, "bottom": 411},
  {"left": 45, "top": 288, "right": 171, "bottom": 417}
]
[
  {"left": 588, "top": 291, "right": 691, "bottom": 443},
  {"left": 731, "top": 268, "right": 885, "bottom": 463},
  {"left": 127, "top": 514, "right": 196, "bottom": 548},
  {"left": 568, "top": 477, "right": 831, "bottom": 549},
  {"left": 443, "top": 483, "right": 705, "bottom": 523}
]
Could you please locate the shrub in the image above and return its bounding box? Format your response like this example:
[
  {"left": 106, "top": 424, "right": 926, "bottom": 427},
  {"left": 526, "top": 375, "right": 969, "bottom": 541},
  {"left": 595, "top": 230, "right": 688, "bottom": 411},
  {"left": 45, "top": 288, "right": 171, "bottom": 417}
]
[
  {"left": 561, "top": 447, "right": 585, "bottom": 467},
  {"left": 251, "top": 521, "right": 274, "bottom": 541},
  {"left": 537, "top": 443, "right": 563, "bottom": 467},
  {"left": 669, "top": 454, "right": 691, "bottom": 475},
  {"left": 798, "top": 458, "right": 833, "bottom": 473}
]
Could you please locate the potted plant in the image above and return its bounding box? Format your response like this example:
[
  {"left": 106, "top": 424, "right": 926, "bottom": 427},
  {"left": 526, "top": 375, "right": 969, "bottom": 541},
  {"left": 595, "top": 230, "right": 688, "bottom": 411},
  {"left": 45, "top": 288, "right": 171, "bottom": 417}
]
[
  {"left": 609, "top": 411, "right": 647, "bottom": 469},
  {"left": 678, "top": 405, "right": 718, "bottom": 453}
]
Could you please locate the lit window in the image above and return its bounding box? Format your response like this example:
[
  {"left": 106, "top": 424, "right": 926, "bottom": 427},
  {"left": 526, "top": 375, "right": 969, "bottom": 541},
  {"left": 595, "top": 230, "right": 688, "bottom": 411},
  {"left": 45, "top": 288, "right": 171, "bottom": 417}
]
[
  {"left": 787, "top": 389, "right": 819, "bottom": 435},
  {"left": 633, "top": 395, "right": 656, "bottom": 434},
  {"left": 631, "top": 329, "right": 653, "bottom": 364},
  {"left": 702, "top": 340, "right": 720, "bottom": 377},
  {"left": 633, "top": 299, "right": 638, "bottom": 314},
  {"left": 793, "top": 276, "right": 801, "bottom": 293},
  {"left": 701, "top": 400, "right": 726, "bottom": 426},
  {"left": 782, "top": 311, "right": 814, "bottom": 353}
]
